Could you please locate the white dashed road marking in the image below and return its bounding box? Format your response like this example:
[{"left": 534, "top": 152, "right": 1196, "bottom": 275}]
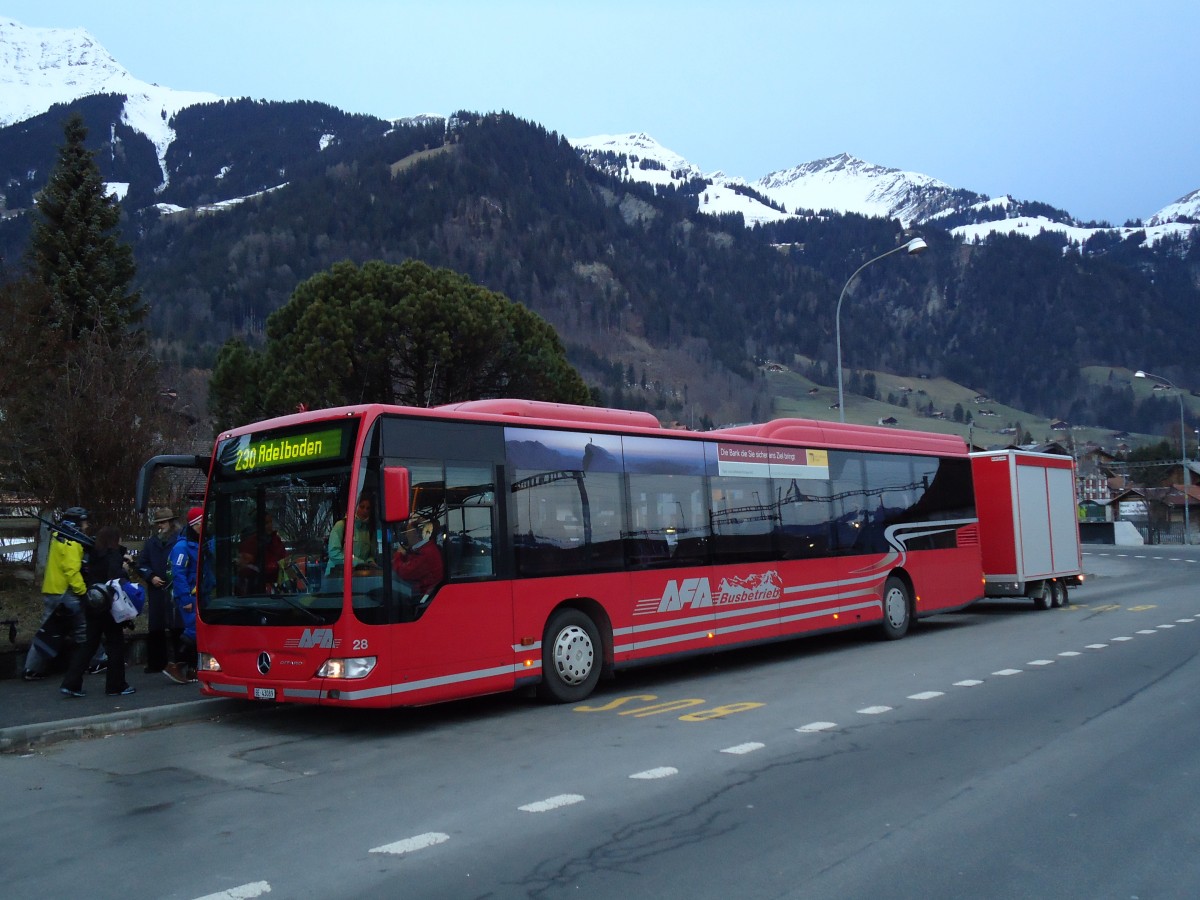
[
  {"left": 371, "top": 833, "right": 450, "bottom": 856},
  {"left": 1027, "top": 660, "right": 1054, "bottom": 666},
  {"left": 797, "top": 722, "right": 838, "bottom": 733},
  {"left": 1058, "top": 651, "right": 1081, "bottom": 657},
  {"left": 1111, "top": 636, "right": 1133, "bottom": 642},
  {"left": 519, "top": 794, "right": 585, "bottom": 813},
  {"left": 1086, "top": 644, "right": 1108, "bottom": 649},
  {"left": 1137, "top": 630, "right": 1157, "bottom": 635},
  {"left": 993, "top": 669, "right": 1022, "bottom": 676},
  {"left": 907, "top": 691, "right": 944, "bottom": 700},
  {"left": 630, "top": 767, "right": 678, "bottom": 780},
  {"left": 721, "top": 742, "right": 764, "bottom": 755},
  {"left": 954, "top": 679, "right": 984, "bottom": 686},
  {"left": 857, "top": 706, "right": 893, "bottom": 715},
  {"left": 193, "top": 883, "right": 272, "bottom": 900}
]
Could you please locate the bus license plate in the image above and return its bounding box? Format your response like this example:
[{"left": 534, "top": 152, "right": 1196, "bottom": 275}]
[{"left": 253, "top": 687, "right": 276, "bottom": 700}]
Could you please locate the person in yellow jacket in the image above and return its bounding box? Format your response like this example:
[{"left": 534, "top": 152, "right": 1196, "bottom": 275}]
[{"left": 22, "top": 507, "right": 91, "bottom": 681}]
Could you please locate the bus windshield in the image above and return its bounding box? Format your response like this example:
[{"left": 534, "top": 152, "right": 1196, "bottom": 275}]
[{"left": 203, "top": 421, "right": 360, "bottom": 627}]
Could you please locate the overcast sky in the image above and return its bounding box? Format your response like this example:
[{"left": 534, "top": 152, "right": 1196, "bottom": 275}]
[{"left": 7, "top": 0, "right": 1197, "bottom": 224}]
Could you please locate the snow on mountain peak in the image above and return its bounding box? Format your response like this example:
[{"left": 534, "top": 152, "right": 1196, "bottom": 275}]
[
  {"left": 755, "top": 153, "right": 961, "bottom": 226},
  {"left": 1148, "top": 187, "right": 1200, "bottom": 226},
  {"left": 0, "top": 16, "right": 134, "bottom": 126},
  {"left": 569, "top": 132, "right": 705, "bottom": 184},
  {"left": 0, "top": 17, "right": 222, "bottom": 186}
]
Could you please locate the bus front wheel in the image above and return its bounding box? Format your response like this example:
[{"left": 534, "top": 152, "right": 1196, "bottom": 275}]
[
  {"left": 538, "top": 609, "right": 602, "bottom": 703},
  {"left": 880, "top": 576, "right": 911, "bottom": 640}
]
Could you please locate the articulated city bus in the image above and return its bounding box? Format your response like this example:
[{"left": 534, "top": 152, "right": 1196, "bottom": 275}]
[{"left": 137, "top": 398, "right": 981, "bottom": 707}]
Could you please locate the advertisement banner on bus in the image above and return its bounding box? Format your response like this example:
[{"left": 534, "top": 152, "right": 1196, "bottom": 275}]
[{"left": 715, "top": 444, "right": 829, "bottom": 480}]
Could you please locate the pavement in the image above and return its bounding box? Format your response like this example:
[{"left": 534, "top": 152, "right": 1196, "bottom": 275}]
[{"left": 0, "top": 662, "right": 250, "bottom": 752}]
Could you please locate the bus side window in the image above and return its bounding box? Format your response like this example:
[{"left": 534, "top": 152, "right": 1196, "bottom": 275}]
[
  {"left": 625, "top": 473, "right": 708, "bottom": 568},
  {"left": 446, "top": 463, "right": 495, "bottom": 579}
]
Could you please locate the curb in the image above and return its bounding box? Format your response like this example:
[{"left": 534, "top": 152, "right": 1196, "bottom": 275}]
[{"left": 0, "top": 697, "right": 252, "bottom": 752}]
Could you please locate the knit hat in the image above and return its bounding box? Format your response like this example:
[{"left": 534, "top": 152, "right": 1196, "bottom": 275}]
[
  {"left": 187, "top": 507, "right": 204, "bottom": 528},
  {"left": 151, "top": 507, "right": 178, "bottom": 524}
]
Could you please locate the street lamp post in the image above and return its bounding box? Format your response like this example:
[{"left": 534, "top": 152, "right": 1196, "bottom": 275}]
[
  {"left": 1135, "top": 370, "right": 1191, "bottom": 544},
  {"left": 836, "top": 237, "right": 928, "bottom": 423}
]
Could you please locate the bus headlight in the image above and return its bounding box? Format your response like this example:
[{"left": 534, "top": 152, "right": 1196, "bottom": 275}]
[
  {"left": 316, "top": 657, "right": 377, "bottom": 679},
  {"left": 198, "top": 652, "right": 221, "bottom": 673}
]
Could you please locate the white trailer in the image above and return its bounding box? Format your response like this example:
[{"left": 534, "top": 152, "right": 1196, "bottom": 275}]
[{"left": 971, "top": 449, "right": 1083, "bottom": 608}]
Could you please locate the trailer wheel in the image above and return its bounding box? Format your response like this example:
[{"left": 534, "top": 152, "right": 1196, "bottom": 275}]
[
  {"left": 1049, "top": 580, "right": 1065, "bottom": 608},
  {"left": 1033, "top": 582, "right": 1054, "bottom": 610},
  {"left": 879, "top": 576, "right": 911, "bottom": 640},
  {"left": 537, "top": 609, "right": 602, "bottom": 703}
]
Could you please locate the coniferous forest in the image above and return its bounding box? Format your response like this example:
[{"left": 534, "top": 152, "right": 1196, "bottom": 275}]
[{"left": 1, "top": 103, "right": 1197, "bottom": 434}]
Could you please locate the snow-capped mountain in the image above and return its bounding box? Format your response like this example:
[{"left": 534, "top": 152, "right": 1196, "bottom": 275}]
[
  {"left": 753, "top": 153, "right": 984, "bottom": 226},
  {"left": 569, "top": 131, "right": 1199, "bottom": 247},
  {"left": 0, "top": 16, "right": 220, "bottom": 183},
  {"left": 572, "top": 133, "right": 987, "bottom": 227},
  {"left": 1148, "top": 187, "right": 1200, "bottom": 226},
  {"left": 2, "top": 15, "right": 1195, "bottom": 246}
]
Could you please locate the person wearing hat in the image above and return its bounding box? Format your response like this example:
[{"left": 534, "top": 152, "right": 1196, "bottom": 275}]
[
  {"left": 168, "top": 506, "right": 206, "bottom": 682},
  {"left": 23, "top": 507, "right": 92, "bottom": 681},
  {"left": 391, "top": 514, "right": 445, "bottom": 599},
  {"left": 136, "top": 507, "right": 182, "bottom": 675}
]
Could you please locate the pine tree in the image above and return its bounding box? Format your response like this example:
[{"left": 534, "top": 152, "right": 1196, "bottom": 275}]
[
  {"left": 25, "top": 113, "right": 144, "bottom": 342},
  {"left": 0, "top": 114, "right": 179, "bottom": 524}
]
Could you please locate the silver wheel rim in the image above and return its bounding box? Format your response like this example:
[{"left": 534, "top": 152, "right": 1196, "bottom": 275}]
[
  {"left": 551, "top": 624, "right": 595, "bottom": 686},
  {"left": 885, "top": 586, "right": 907, "bottom": 628}
]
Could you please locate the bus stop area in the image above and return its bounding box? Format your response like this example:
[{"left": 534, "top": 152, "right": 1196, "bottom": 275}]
[{"left": 0, "top": 651, "right": 249, "bottom": 752}]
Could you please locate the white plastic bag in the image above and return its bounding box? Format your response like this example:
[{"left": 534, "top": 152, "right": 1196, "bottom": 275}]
[{"left": 109, "top": 582, "right": 139, "bottom": 623}]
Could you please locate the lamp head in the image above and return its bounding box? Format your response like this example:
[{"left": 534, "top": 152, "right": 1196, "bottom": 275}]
[
  {"left": 903, "top": 237, "right": 928, "bottom": 255},
  {"left": 1134, "top": 370, "right": 1148, "bottom": 379}
]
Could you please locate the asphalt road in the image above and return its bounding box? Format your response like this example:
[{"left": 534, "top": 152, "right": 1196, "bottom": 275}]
[{"left": 3, "top": 546, "right": 1199, "bottom": 899}]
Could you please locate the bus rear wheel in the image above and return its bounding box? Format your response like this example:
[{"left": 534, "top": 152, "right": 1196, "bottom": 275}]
[
  {"left": 879, "top": 576, "right": 911, "bottom": 640},
  {"left": 538, "top": 609, "right": 602, "bottom": 703}
]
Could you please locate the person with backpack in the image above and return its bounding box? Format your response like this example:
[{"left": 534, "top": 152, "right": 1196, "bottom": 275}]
[
  {"left": 22, "top": 507, "right": 91, "bottom": 681},
  {"left": 60, "top": 525, "right": 142, "bottom": 698}
]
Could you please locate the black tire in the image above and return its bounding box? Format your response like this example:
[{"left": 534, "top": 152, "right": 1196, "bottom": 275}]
[
  {"left": 1033, "top": 582, "right": 1053, "bottom": 610},
  {"left": 1049, "top": 580, "right": 1065, "bottom": 608},
  {"left": 538, "top": 608, "right": 602, "bottom": 703},
  {"left": 879, "top": 576, "right": 911, "bottom": 640}
]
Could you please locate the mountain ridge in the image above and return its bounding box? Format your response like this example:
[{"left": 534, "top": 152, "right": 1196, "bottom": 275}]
[{"left": 3, "top": 16, "right": 1197, "bottom": 232}]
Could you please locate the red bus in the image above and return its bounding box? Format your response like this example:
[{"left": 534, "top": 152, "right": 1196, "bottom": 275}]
[{"left": 137, "top": 399, "right": 981, "bottom": 707}]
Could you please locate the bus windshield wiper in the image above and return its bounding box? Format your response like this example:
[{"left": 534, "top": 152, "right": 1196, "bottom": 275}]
[{"left": 273, "top": 593, "right": 325, "bottom": 623}]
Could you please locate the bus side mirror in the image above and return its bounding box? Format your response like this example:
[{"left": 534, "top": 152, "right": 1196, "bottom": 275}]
[{"left": 382, "top": 466, "right": 411, "bottom": 522}]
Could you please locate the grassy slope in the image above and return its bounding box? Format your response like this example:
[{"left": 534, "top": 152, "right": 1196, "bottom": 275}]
[{"left": 767, "top": 365, "right": 1161, "bottom": 450}]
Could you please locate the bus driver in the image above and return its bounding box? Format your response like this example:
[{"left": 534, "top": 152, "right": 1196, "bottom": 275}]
[{"left": 392, "top": 516, "right": 444, "bottom": 598}]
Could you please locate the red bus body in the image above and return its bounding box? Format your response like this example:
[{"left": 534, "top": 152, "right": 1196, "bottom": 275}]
[{"left": 170, "top": 400, "right": 984, "bottom": 708}]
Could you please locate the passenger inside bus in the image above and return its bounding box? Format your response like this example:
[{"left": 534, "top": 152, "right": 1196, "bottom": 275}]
[
  {"left": 326, "top": 494, "right": 377, "bottom": 574},
  {"left": 392, "top": 515, "right": 445, "bottom": 599},
  {"left": 237, "top": 512, "right": 286, "bottom": 594}
]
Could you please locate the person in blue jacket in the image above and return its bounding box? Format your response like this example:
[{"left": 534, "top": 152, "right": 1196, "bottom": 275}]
[{"left": 168, "top": 506, "right": 207, "bottom": 683}]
